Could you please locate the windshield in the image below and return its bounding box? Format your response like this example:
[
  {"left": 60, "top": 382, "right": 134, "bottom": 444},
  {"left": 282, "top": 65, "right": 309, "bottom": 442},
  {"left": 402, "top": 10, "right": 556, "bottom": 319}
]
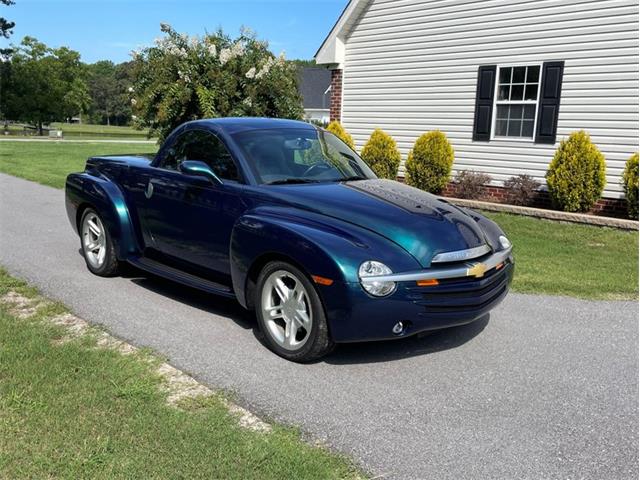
[{"left": 232, "top": 128, "right": 377, "bottom": 185}]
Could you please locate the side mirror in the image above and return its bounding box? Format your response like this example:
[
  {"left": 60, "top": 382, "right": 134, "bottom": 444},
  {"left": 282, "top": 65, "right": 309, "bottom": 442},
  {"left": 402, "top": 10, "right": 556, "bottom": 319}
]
[{"left": 179, "top": 160, "right": 222, "bottom": 185}]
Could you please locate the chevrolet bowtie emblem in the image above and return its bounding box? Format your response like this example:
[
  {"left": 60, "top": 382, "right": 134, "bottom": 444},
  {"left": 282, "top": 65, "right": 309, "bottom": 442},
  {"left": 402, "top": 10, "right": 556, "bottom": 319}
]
[{"left": 468, "top": 262, "right": 488, "bottom": 278}]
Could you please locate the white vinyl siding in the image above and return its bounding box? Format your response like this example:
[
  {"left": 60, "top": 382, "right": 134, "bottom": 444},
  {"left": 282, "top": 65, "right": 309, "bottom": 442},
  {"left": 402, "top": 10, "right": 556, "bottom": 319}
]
[{"left": 340, "top": 0, "right": 639, "bottom": 198}]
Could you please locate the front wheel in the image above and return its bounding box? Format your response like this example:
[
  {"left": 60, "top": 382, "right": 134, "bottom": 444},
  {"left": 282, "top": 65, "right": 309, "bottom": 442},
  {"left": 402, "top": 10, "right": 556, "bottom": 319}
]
[
  {"left": 255, "top": 261, "right": 334, "bottom": 362},
  {"left": 80, "top": 208, "right": 119, "bottom": 277}
]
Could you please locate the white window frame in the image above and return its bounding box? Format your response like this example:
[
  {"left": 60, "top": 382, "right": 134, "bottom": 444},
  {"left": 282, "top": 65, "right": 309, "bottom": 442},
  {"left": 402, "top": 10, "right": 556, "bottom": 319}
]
[{"left": 490, "top": 62, "right": 543, "bottom": 142}]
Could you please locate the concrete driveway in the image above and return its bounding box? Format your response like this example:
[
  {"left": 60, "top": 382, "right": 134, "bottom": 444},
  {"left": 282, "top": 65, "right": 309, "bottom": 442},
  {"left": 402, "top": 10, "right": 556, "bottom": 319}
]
[{"left": 0, "top": 172, "right": 637, "bottom": 479}]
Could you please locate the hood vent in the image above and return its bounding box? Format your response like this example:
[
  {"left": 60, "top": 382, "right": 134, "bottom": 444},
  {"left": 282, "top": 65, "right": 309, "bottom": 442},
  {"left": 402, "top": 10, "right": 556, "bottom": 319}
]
[{"left": 431, "top": 244, "right": 491, "bottom": 264}]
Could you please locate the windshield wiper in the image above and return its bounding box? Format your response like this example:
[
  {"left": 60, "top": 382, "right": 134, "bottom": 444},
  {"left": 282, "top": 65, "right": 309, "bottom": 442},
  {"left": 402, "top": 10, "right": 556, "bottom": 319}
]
[
  {"left": 338, "top": 175, "right": 367, "bottom": 182},
  {"left": 265, "top": 178, "right": 321, "bottom": 185}
]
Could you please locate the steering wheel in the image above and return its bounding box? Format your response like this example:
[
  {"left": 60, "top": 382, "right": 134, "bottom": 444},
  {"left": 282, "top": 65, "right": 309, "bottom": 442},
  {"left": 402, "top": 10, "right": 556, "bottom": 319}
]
[{"left": 302, "top": 163, "right": 333, "bottom": 177}]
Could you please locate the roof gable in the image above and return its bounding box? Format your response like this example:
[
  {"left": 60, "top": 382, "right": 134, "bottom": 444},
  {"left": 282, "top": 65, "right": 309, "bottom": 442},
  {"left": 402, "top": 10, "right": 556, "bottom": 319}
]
[{"left": 314, "top": 0, "right": 371, "bottom": 68}]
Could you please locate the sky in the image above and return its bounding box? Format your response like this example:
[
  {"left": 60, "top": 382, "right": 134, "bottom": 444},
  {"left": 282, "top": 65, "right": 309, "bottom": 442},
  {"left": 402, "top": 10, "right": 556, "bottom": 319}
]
[{"left": 0, "top": 0, "right": 346, "bottom": 63}]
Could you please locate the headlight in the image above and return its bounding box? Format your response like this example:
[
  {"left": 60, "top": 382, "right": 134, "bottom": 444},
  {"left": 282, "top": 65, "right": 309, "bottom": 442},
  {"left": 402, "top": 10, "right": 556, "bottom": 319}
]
[
  {"left": 359, "top": 261, "right": 396, "bottom": 297},
  {"left": 499, "top": 235, "right": 511, "bottom": 250}
]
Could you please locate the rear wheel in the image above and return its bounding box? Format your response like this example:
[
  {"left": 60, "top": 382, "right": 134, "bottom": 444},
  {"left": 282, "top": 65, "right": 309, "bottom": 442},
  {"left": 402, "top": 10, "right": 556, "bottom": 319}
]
[
  {"left": 80, "top": 208, "right": 119, "bottom": 277},
  {"left": 256, "top": 261, "right": 334, "bottom": 362}
]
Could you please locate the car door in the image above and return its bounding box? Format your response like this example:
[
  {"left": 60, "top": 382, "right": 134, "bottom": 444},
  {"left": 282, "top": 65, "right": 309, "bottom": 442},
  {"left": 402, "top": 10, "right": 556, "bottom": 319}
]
[{"left": 139, "top": 128, "right": 245, "bottom": 276}]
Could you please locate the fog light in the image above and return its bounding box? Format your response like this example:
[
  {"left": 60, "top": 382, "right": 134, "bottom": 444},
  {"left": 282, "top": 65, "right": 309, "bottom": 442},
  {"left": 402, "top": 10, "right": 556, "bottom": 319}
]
[{"left": 392, "top": 322, "right": 404, "bottom": 335}]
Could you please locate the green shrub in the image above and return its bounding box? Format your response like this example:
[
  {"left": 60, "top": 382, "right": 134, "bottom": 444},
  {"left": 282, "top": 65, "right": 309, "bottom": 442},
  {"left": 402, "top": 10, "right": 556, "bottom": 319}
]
[
  {"left": 622, "top": 152, "right": 639, "bottom": 219},
  {"left": 545, "top": 130, "right": 606, "bottom": 212},
  {"left": 405, "top": 130, "right": 454, "bottom": 193},
  {"left": 326, "top": 121, "right": 355, "bottom": 150},
  {"left": 360, "top": 128, "right": 401, "bottom": 179}
]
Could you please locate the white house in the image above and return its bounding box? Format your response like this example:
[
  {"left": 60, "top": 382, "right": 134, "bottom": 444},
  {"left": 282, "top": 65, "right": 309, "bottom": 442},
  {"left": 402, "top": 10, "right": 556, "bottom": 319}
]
[{"left": 315, "top": 0, "right": 639, "bottom": 207}]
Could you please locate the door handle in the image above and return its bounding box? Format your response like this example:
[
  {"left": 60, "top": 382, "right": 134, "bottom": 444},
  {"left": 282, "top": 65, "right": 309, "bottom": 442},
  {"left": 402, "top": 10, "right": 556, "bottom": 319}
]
[{"left": 145, "top": 181, "right": 154, "bottom": 199}]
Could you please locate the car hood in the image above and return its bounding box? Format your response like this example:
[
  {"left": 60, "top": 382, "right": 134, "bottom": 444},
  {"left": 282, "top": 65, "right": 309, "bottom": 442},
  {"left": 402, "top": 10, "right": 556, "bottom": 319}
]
[{"left": 267, "top": 179, "right": 491, "bottom": 267}]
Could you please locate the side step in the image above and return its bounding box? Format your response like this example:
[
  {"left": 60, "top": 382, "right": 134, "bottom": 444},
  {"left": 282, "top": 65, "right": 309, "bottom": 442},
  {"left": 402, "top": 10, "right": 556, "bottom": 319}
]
[{"left": 128, "top": 256, "right": 235, "bottom": 298}]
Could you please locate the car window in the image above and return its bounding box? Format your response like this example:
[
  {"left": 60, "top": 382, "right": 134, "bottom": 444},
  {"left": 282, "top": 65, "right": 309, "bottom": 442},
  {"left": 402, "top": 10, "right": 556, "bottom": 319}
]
[
  {"left": 232, "top": 128, "right": 376, "bottom": 185},
  {"left": 160, "top": 130, "right": 240, "bottom": 181}
]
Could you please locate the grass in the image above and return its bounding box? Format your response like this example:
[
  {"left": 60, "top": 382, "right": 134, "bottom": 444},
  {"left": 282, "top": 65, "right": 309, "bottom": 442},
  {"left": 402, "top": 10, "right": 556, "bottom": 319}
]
[
  {"left": 485, "top": 211, "right": 638, "bottom": 300},
  {"left": 0, "top": 140, "right": 157, "bottom": 189},
  {"left": 0, "top": 140, "right": 636, "bottom": 300},
  {"left": 4, "top": 123, "right": 151, "bottom": 140},
  {"left": 50, "top": 122, "right": 151, "bottom": 139},
  {"left": 0, "top": 268, "right": 363, "bottom": 479}
]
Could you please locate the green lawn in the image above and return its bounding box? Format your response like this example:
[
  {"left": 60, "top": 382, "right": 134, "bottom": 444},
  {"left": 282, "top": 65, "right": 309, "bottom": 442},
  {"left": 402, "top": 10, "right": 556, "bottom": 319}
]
[
  {"left": 51, "top": 122, "right": 151, "bottom": 139},
  {"left": 485, "top": 212, "right": 638, "bottom": 300},
  {"left": 4, "top": 123, "right": 151, "bottom": 140},
  {"left": 0, "top": 268, "right": 362, "bottom": 479},
  {"left": 0, "top": 140, "right": 636, "bottom": 300},
  {"left": 0, "top": 140, "right": 157, "bottom": 189}
]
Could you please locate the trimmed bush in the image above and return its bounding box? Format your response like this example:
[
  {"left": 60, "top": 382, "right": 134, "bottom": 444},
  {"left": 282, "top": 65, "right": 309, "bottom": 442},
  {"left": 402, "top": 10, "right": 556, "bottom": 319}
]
[
  {"left": 545, "top": 130, "right": 606, "bottom": 212},
  {"left": 405, "top": 130, "right": 454, "bottom": 193},
  {"left": 622, "top": 152, "right": 639, "bottom": 219},
  {"left": 503, "top": 174, "right": 540, "bottom": 206},
  {"left": 453, "top": 170, "right": 491, "bottom": 199},
  {"left": 360, "top": 128, "right": 401, "bottom": 179},
  {"left": 326, "top": 121, "right": 355, "bottom": 150}
]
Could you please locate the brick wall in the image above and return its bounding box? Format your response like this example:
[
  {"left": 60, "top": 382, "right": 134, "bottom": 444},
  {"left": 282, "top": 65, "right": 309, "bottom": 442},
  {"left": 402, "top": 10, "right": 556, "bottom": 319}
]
[
  {"left": 329, "top": 69, "right": 343, "bottom": 122},
  {"left": 439, "top": 183, "right": 630, "bottom": 218}
]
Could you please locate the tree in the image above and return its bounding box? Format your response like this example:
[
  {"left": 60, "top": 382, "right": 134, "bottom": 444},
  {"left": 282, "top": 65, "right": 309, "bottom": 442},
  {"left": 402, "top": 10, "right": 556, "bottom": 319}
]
[
  {"left": 131, "top": 24, "right": 304, "bottom": 141},
  {"left": 3, "top": 37, "right": 90, "bottom": 134},
  {"left": 1, "top": 0, "right": 15, "bottom": 57},
  {"left": 85, "top": 60, "right": 135, "bottom": 125}
]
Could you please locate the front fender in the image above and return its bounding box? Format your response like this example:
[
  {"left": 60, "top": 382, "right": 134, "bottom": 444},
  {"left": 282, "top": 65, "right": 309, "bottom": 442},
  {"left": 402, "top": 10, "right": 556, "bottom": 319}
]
[
  {"left": 65, "top": 172, "right": 138, "bottom": 260},
  {"left": 230, "top": 206, "right": 421, "bottom": 309}
]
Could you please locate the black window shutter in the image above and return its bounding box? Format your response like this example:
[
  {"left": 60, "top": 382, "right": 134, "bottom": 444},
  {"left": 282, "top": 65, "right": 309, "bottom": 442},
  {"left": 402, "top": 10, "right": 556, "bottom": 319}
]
[
  {"left": 472, "top": 65, "right": 497, "bottom": 141},
  {"left": 535, "top": 61, "right": 564, "bottom": 144}
]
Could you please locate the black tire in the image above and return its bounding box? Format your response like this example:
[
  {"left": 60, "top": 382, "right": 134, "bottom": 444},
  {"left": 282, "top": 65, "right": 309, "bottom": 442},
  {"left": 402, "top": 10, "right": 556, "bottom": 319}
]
[
  {"left": 255, "top": 261, "right": 334, "bottom": 362},
  {"left": 80, "top": 208, "right": 119, "bottom": 277}
]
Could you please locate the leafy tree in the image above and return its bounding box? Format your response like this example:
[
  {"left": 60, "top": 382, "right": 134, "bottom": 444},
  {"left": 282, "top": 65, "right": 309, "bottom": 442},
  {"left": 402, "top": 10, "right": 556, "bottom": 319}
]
[
  {"left": 132, "top": 24, "right": 304, "bottom": 141},
  {"left": 1, "top": 0, "right": 15, "bottom": 57},
  {"left": 3, "top": 37, "right": 90, "bottom": 134},
  {"left": 289, "top": 59, "right": 316, "bottom": 68},
  {"left": 86, "top": 60, "right": 133, "bottom": 125}
]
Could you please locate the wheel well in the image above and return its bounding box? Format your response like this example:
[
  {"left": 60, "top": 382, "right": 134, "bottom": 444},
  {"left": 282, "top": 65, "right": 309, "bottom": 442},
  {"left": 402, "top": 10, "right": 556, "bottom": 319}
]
[
  {"left": 75, "top": 202, "right": 94, "bottom": 231},
  {"left": 244, "top": 252, "right": 310, "bottom": 311}
]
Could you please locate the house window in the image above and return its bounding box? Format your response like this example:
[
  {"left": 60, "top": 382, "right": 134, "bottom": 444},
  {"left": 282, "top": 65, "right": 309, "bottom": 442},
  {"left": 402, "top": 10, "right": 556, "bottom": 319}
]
[{"left": 493, "top": 65, "right": 541, "bottom": 139}]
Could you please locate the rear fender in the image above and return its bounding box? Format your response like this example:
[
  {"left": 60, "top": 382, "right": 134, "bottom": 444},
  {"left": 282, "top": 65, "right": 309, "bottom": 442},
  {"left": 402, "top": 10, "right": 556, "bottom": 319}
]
[{"left": 65, "top": 172, "right": 138, "bottom": 260}]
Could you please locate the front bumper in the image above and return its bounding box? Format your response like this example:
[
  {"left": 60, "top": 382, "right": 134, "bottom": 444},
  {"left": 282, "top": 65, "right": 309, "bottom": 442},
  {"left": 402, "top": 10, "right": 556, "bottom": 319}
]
[{"left": 325, "top": 250, "right": 514, "bottom": 343}]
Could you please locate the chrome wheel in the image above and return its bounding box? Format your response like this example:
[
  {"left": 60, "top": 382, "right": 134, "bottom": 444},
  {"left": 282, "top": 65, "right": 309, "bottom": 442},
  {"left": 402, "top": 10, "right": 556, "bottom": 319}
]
[
  {"left": 260, "top": 270, "right": 313, "bottom": 351},
  {"left": 81, "top": 212, "right": 106, "bottom": 269}
]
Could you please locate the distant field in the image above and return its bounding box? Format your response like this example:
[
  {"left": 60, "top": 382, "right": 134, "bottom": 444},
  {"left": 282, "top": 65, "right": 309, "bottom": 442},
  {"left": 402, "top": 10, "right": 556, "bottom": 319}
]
[
  {"left": 0, "top": 140, "right": 157, "bottom": 189},
  {"left": 51, "top": 122, "right": 151, "bottom": 139},
  {"left": 3, "top": 123, "right": 152, "bottom": 140}
]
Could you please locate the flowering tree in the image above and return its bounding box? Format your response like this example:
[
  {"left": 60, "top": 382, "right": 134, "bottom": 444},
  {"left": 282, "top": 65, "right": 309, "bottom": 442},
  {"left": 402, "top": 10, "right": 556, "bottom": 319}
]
[{"left": 131, "top": 24, "right": 304, "bottom": 141}]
